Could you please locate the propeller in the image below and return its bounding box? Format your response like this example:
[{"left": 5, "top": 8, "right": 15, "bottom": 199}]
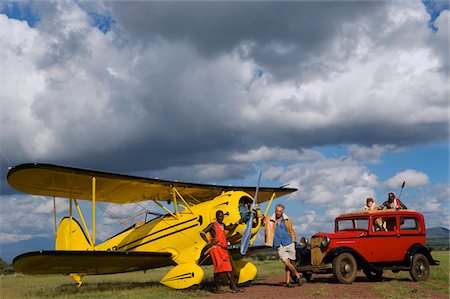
[{"left": 240, "top": 171, "right": 262, "bottom": 255}]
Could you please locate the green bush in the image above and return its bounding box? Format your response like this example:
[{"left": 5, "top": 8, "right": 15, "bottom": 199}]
[{"left": 0, "top": 258, "right": 15, "bottom": 275}]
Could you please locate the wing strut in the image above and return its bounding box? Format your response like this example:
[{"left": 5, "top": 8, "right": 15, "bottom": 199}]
[
  {"left": 69, "top": 197, "right": 73, "bottom": 249},
  {"left": 92, "top": 176, "right": 96, "bottom": 246},
  {"left": 173, "top": 187, "right": 194, "bottom": 214},
  {"left": 73, "top": 199, "right": 94, "bottom": 248},
  {"left": 263, "top": 192, "right": 277, "bottom": 217},
  {"left": 172, "top": 187, "right": 178, "bottom": 215},
  {"left": 152, "top": 200, "right": 178, "bottom": 219},
  {"left": 53, "top": 196, "right": 57, "bottom": 238}
]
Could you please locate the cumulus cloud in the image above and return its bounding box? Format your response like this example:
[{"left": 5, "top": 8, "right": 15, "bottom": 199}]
[
  {"left": 232, "top": 146, "right": 323, "bottom": 163},
  {"left": 265, "top": 154, "right": 378, "bottom": 209},
  {"left": 348, "top": 144, "right": 398, "bottom": 163},
  {"left": 0, "top": 195, "right": 68, "bottom": 243},
  {"left": 412, "top": 183, "right": 450, "bottom": 228},
  {"left": 1, "top": 0, "right": 448, "bottom": 174},
  {"left": 384, "top": 169, "right": 430, "bottom": 189},
  {"left": 293, "top": 209, "right": 335, "bottom": 237}
]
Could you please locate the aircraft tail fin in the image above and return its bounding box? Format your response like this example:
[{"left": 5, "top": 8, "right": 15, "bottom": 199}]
[{"left": 56, "top": 217, "right": 93, "bottom": 250}]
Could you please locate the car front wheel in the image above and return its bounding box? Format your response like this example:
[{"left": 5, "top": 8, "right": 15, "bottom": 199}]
[
  {"left": 332, "top": 253, "right": 357, "bottom": 284},
  {"left": 410, "top": 253, "right": 430, "bottom": 281}
]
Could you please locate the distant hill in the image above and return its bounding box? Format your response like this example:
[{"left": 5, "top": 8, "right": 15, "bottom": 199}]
[
  {"left": 426, "top": 227, "right": 449, "bottom": 250},
  {"left": 0, "top": 237, "right": 54, "bottom": 264},
  {"left": 427, "top": 227, "right": 450, "bottom": 238}
]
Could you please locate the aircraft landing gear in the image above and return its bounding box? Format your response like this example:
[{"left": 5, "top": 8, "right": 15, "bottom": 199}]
[{"left": 70, "top": 273, "right": 84, "bottom": 288}]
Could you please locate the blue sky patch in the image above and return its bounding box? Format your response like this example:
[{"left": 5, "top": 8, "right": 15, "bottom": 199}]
[
  {"left": 0, "top": 0, "right": 115, "bottom": 33},
  {"left": 87, "top": 10, "right": 116, "bottom": 33},
  {"left": 422, "top": 0, "right": 450, "bottom": 32},
  {"left": 0, "top": 1, "right": 39, "bottom": 27}
]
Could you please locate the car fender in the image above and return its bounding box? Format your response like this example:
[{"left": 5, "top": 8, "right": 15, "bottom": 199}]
[
  {"left": 295, "top": 247, "right": 311, "bottom": 266},
  {"left": 404, "top": 243, "right": 439, "bottom": 266},
  {"left": 324, "top": 246, "right": 382, "bottom": 272}
]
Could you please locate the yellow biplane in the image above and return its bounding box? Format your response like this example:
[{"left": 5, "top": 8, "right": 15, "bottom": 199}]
[{"left": 8, "top": 163, "right": 296, "bottom": 289}]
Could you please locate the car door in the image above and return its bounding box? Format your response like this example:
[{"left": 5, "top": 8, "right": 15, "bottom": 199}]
[
  {"left": 397, "top": 215, "right": 425, "bottom": 254},
  {"left": 363, "top": 215, "right": 402, "bottom": 262}
]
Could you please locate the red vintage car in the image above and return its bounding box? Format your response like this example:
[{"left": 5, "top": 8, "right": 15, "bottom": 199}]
[{"left": 296, "top": 209, "right": 439, "bottom": 283}]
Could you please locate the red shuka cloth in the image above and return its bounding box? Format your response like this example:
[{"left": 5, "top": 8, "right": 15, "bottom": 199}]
[{"left": 209, "top": 222, "right": 232, "bottom": 273}]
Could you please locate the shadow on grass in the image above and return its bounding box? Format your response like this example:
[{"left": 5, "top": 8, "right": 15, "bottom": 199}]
[
  {"left": 31, "top": 281, "right": 162, "bottom": 297},
  {"left": 34, "top": 280, "right": 221, "bottom": 296}
]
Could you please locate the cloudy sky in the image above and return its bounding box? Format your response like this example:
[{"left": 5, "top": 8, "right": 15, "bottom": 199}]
[{"left": 0, "top": 1, "right": 449, "bottom": 249}]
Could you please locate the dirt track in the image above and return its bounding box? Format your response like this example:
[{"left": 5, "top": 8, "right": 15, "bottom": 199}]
[{"left": 202, "top": 272, "right": 448, "bottom": 299}]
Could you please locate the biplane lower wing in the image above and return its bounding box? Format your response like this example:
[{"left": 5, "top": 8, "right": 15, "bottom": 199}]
[{"left": 13, "top": 250, "right": 173, "bottom": 275}]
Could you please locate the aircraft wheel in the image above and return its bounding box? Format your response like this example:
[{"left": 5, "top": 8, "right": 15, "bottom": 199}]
[
  {"left": 364, "top": 269, "right": 383, "bottom": 281},
  {"left": 410, "top": 253, "right": 429, "bottom": 281},
  {"left": 332, "top": 253, "right": 357, "bottom": 284}
]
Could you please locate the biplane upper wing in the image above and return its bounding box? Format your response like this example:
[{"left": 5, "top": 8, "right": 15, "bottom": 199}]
[
  {"left": 7, "top": 163, "right": 297, "bottom": 204},
  {"left": 13, "top": 250, "right": 173, "bottom": 275}
]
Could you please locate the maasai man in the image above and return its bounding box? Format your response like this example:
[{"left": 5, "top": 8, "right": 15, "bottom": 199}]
[
  {"left": 200, "top": 210, "right": 243, "bottom": 293},
  {"left": 380, "top": 191, "right": 407, "bottom": 209}
]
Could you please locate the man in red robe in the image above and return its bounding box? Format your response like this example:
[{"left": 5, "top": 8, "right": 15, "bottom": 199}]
[{"left": 200, "top": 210, "right": 242, "bottom": 293}]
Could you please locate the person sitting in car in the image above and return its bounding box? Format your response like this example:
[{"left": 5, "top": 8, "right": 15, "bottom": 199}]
[{"left": 373, "top": 217, "right": 387, "bottom": 232}]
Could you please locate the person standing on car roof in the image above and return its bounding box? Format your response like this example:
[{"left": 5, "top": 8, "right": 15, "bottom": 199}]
[{"left": 261, "top": 203, "right": 303, "bottom": 288}]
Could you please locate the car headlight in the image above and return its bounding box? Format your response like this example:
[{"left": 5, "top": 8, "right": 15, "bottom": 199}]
[
  {"left": 299, "top": 236, "right": 308, "bottom": 249},
  {"left": 320, "top": 235, "right": 330, "bottom": 248}
]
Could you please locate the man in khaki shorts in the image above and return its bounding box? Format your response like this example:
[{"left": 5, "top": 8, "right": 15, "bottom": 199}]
[{"left": 261, "top": 204, "right": 303, "bottom": 287}]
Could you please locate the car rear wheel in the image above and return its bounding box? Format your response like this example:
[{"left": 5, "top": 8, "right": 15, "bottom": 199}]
[
  {"left": 410, "top": 253, "right": 430, "bottom": 281},
  {"left": 332, "top": 253, "right": 357, "bottom": 284},
  {"left": 363, "top": 269, "right": 383, "bottom": 281}
]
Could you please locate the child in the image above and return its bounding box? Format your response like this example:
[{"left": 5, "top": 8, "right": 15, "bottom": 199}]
[
  {"left": 374, "top": 217, "right": 387, "bottom": 232},
  {"left": 364, "top": 197, "right": 379, "bottom": 211}
]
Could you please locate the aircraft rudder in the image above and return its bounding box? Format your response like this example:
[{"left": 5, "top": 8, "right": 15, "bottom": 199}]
[{"left": 56, "top": 217, "right": 92, "bottom": 250}]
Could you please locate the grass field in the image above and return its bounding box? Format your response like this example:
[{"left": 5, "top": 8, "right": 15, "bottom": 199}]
[
  {"left": 0, "top": 252, "right": 448, "bottom": 299},
  {"left": 371, "top": 250, "right": 449, "bottom": 298},
  {"left": 0, "top": 259, "right": 284, "bottom": 299}
]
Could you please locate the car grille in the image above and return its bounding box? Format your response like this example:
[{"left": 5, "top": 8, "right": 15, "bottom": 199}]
[{"left": 310, "top": 236, "right": 324, "bottom": 266}]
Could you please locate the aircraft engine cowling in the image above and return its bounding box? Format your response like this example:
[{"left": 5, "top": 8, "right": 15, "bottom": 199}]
[{"left": 208, "top": 191, "right": 261, "bottom": 246}]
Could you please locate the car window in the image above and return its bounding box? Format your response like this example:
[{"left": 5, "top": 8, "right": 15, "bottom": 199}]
[
  {"left": 337, "top": 218, "right": 368, "bottom": 231},
  {"left": 400, "top": 217, "right": 419, "bottom": 231},
  {"left": 355, "top": 219, "right": 368, "bottom": 229},
  {"left": 372, "top": 216, "right": 397, "bottom": 232}
]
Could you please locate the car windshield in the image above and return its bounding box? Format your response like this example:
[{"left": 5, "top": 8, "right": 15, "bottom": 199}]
[{"left": 336, "top": 218, "right": 369, "bottom": 231}]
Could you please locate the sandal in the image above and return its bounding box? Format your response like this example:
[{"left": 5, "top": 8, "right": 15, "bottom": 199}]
[{"left": 294, "top": 276, "right": 303, "bottom": 286}]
